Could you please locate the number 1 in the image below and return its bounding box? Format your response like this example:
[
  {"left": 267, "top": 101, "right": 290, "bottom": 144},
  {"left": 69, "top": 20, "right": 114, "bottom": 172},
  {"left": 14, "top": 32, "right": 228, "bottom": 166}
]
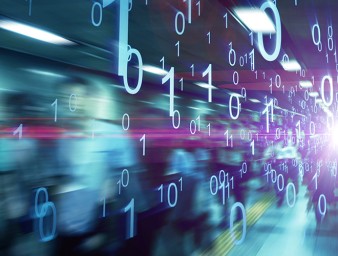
[
  {"left": 51, "top": 99, "right": 57, "bottom": 122},
  {"left": 202, "top": 64, "right": 213, "bottom": 102},
  {"left": 13, "top": 124, "right": 23, "bottom": 139},
  {"left": 250, "top": 140, "right": 255, "bottom": 155},
  {"left": 162, "top": 67, "right": 175, "bottom": 116},
  {"left": 124, "top": 198, "right": 135, "bottom": 239},
  {"left": 140, "top": 134, "right": 146, "bottom": 156}
]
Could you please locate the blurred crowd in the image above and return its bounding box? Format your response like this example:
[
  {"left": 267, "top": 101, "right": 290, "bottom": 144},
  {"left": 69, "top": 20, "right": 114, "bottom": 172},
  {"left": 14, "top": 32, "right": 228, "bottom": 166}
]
[{"left": 0, "top": 75, "right": 337, "bottom": 256}]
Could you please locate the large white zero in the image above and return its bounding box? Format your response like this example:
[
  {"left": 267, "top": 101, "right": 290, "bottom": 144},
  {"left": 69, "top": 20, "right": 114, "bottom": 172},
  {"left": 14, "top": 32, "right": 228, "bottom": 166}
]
[
  {"left": 318, "top": 194, "right": 327, "bottom": 216},
  {"left": 230, "top": 202, "right": 247, "bottom": 245},
  {"left": 277, "top": 174, "right": 284, "bottom": 191},
  {"left": 286, "top": 182, "right": 296, "bottom": 208},
  {"left": 229, "top": 94, "right": 240, "bottom": 119},
  {"left": 209, "top": 175, "right": 218, "bottom": 195},
  {"left": 257, "top": 1, "right": 281, "bottom": 61},
  {"left": 175, "top": 12, "right": 185, "bottom": 35},
  {"left": 123, "top": 48, "right": 143, "bottom": 94},
  {"left": 320, "top": 75, "right": 333, "bottom": 107}
]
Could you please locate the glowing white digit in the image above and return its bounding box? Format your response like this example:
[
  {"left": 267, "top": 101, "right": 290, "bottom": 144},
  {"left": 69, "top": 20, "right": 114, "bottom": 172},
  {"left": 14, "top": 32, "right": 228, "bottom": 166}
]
[
  {"left": 230, "top": 202, "right": 246, "bottom": 245},
  {"left": 51, "top": 99, "right": 57, "bottom": 122},
  {"left": 69, "top": 94, "right": 77, "bottom": 112},
  {"left": 124, "top": 198, "right": 135, "bottom": 238},
  {"left": 240, "top": 162, "right": 247, "bottom": 178},
  {"left": 202, "top": 64, "right": 213, "bottom": 102},
  {"left": 223, "top": 13, "right": 228, "bottom": 28},
  {"left": 190, "top": 120, "right": 197, "bottom": 135},
  {"left": 318, "top": 194, "right": 326, "bottom": 216},
  {"left": 271, "top": 169, "right": 277, "bottom": 183},
  {"left": 242, "top": 162, "right": 247, "bottom": 174},
  {"left": 27, "top": 0, "right": 32, "bottom": 16},
  {"left": 241, "top": 88, "right": 247, "bottom": 100},
  {"left": 250, "top": 140, "right": 255, "bottom": 155},
  {"left": 196, "top": 1, "right": 201, "bottom": 16},
  {"left": 314, "top": 165, "right": 320, "bottom": 185},
  {"left": 275, "top": 74, "right": 281, "bottom": 88},
  {"left": 117, "top": 0, "right": 143, "bottom": 94},
  {"left": 160, "top": 56, "right": 165, "bottom": 69},
  {"left": 207, "top": 31, "right": 211, "bottom": 44},
  {"left": 320, "top": 75, "right": 333, "bottom": 107},
  {"left": 122, "top": 113, "right": 130, "bottom": 131},
  {"left": 196, "top": 115, "right": 201, "bottom": 131},
  {"left": 168, "top": 183, "right": 178, "bottom": 207},
  {"left": 175, "top": 41, "right": 180, "bottom": 57},
  {"left": 13, "top": 124, "right": 23, "bottom": 139},
  {"left": 140, "top": 134, "right": 146, "bottom": 156},
  {"left": 39, "top": 202, "right": 57, "bottom": 242},
  {"left": 179, "top": 78, "right": 184, "bottom": 91},
  {"left": 158, "top": 184, "right": 164, "bottom": 203},
  {"left": 239, "top": 56, "right": 244, "bottom": 67},
  {"left": 162, "top": 67, "right": 175, "bottom": 116},
  {"left": 298, "top": 163, "right": 304, "bottom": 178},
  {"left": 175, "top": 11, "right": 185, "bottom": 35},
  {"left": 225, "top": 130, "right": 233, "bottom": 147},
  {"left": 312, "top": 23, "right": 322, "bottom": 51},
  {"left": 172, "top": 110, "right": 181, "bottom": 129},
  {"left": 286, "top": 182, "right": 296, "bottom": 208},
  {"left": 183, "top": 0, "right": 192, "bottom": 24},
  {"left": 91, "top": 2, "right": 103, "bottom": 27},
  {"left": 257, "top": 1, "right": 281, "bottom": 61},
  {"left": 229, "top": 42, "right": 236, "bottom": 66},
  {"left": 210, "top": 175, "right": 218, "bottom": 195},
  {"left": 249, "top": 32, "right": 253, "bottom": 46},
  {"left": 262, "top": 99, "right": 274, "bottom": 133},
  {"left": 117, "top": 169, "right": 129, "bottom": 194},
  {"left": 233, "top": 71, "right": 239, "bottom": 85},
  {"left": 229, "top": 94, "right": 241, "bottom": 119},
  {"left": 35, "top": 188, "right": 56, "bottom": 242},
  {"left": 249, "top": 49, "right": 255, "bottom": 71}
]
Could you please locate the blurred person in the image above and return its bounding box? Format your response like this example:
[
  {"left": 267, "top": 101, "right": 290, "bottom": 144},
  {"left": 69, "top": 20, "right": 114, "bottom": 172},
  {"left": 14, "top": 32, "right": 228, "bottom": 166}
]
[
  {"left": 273, "top": 128, "right": 302, "bottom": 207},
  {"left": 51, "top": 77, "right": 146, "bottom": 256},
  {"left": 153, "top": 138, "right": 210, "bottom": 255},
  {"left": 219, "top": 122, "right": 247, "bottom": 221},
  {"left": 208, "top": 117, "right": 232, "bottom": 228},
  {"left": 0, "top": 92, "right": 46, "bottom": 255},
  {"left": 118, "top": 107, "right": 172, "bottom": 256},
  {"left": 310, "top": 150, "right": 336, "bottom": 224}
]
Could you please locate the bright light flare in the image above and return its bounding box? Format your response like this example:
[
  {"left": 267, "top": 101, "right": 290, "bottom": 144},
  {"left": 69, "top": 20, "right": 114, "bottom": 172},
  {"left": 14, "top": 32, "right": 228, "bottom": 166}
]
[
  {"left": 233, "top": 7, "right": 276, "bottom": 33},
  {"left": 280, "top": 60, "right": 301, "bottom": 71},
  {"left": 299, "top": 80, "right": 313, "bottom": 89},
  {"left": 143, "top": 65, "right": 168, "bottom": 76},
  {"left": 309, "top": 91, "right": 319, "bottom": 97},
  {"left": 195, "top": 82, "right": 217, "bottom": 89},
  {"left": 0, "top": 20, "right": 74, "bottom": 45}
]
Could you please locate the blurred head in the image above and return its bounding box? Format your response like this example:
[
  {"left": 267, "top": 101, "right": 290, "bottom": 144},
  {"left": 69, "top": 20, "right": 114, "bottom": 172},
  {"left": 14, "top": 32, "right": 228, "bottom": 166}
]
[
  {"left": 56, "top": 76, "right": 93, "bottom": 120},
  {"left": 3, "top": 92, "right": 39, "bottom": 126}
]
